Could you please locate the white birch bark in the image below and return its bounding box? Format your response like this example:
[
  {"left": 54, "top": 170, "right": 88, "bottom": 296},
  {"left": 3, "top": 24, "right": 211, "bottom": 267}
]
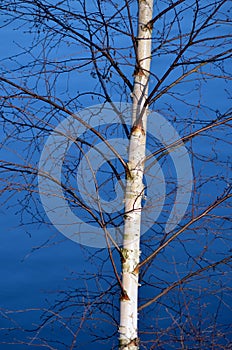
[{"left": 119, "top": 1, "right": 154, "bottom": 349}]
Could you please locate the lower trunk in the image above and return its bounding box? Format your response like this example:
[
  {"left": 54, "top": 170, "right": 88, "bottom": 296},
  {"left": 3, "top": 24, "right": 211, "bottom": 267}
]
[{"left": 119, "top": 125, "right": 146, "bottom": 350}]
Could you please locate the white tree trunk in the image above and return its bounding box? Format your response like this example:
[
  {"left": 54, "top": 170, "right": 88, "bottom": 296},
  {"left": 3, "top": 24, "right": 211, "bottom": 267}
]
[{"left": 119, "top": 1, "right": 154, "bottom": 349}]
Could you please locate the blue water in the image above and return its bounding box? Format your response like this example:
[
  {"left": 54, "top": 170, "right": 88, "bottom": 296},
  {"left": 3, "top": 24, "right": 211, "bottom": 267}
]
[{"left": 1, "top": 3, "right": 231, "bottom": 348}]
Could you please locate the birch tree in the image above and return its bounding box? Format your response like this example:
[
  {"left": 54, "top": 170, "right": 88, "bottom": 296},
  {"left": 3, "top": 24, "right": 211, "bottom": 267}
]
[
  {"left": 0, "top": 0, "right": 232, "bottom": 349},
  {"left": 119, "top": 1, "right": 153, "bottom": 348}
]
